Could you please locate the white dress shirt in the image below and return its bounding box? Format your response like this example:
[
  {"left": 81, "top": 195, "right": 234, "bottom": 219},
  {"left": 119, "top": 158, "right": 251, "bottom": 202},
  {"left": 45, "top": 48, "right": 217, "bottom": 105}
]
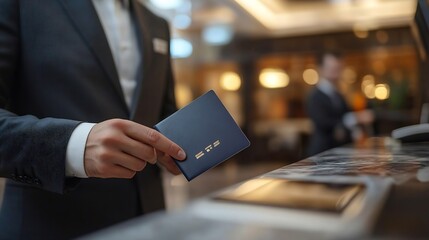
[{"left": 65, "top": 0, "right": 141, "bottom": 177}]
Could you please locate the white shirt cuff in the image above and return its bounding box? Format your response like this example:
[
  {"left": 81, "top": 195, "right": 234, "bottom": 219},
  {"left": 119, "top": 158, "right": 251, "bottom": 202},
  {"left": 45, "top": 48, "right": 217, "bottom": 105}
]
[
  {"left": 65, "top": 122, "right": 96, "bottom": 178},
  {"left": 343, "top": 112, "right": 358, "bottom": 130}
]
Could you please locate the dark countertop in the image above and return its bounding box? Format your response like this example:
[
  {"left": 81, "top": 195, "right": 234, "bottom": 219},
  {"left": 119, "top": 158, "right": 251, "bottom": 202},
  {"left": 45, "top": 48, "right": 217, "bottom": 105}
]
[
  {"left": 82, "top": 138, "right": 429, "bottom": 240},
  {"left": 267, "top": 138, "right": 429, "bottom": 239}
]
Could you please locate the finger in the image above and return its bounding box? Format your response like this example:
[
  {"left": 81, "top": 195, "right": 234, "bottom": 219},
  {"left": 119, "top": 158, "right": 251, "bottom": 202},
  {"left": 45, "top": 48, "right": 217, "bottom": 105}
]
[
  {"left": 125, "top": 124, "right": 186, "bottom": 160},
  {"left": 156, "top": 150, "right": 181, "bottom": 175},
  {"left": 119, "top": 137, "right": 158, "bottom": 164},
  {"left": 106, "top": 151, "right": 148, "bottom": 172}
]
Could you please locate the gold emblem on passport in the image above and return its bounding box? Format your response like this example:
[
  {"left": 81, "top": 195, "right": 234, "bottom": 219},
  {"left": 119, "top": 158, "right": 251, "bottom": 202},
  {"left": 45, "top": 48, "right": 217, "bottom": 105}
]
[{"left": 195, "top": 140, "right": 221, "bottom": 159}]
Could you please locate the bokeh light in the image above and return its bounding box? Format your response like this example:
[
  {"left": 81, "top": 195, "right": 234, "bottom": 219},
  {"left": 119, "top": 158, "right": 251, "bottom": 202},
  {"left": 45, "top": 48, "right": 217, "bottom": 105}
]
[
  {"left": 375, "top": 84, "right": 390, "bottom": 100},
  {"left": 259, "top": 68, "right": 289, "bottom": 89},
  {"left": 303, "top": 69, "right": 319, "bottom": 85},
  {"left": 220, "top": 72, "right": 242, "bottom": 91}
]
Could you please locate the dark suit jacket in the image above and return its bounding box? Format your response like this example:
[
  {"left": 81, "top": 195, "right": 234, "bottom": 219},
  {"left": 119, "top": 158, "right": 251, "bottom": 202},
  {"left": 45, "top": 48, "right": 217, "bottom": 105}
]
[
  {"left": 0, "top": 0, "right": 176, "bottom": 239},
  {"left": 306, "top": 87, "right": 352, "bottom": 156}
]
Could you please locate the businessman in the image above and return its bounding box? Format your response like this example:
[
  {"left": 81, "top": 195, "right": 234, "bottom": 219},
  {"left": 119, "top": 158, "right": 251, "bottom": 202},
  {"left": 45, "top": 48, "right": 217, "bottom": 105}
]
[
  {"left": 306, "top": 51, "right": 374, "bottom": 156},
  {"left": 0, "top": 0, "right": 186, "bottom": 239}
]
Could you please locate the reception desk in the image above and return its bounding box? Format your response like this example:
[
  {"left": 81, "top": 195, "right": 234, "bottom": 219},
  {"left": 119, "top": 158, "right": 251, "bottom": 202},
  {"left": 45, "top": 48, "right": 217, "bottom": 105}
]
[{"left": 82, "top": 138, "right": 429, "bottom": 240}]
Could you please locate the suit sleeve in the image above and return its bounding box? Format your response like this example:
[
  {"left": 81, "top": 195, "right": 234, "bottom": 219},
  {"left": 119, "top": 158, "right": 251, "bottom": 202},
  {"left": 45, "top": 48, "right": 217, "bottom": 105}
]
[
  {"left": 160, "top": 20, "right": 177, "bottom": 119},
  {"left": 0, "top": 0, "right": 81, "bottom": 194}
]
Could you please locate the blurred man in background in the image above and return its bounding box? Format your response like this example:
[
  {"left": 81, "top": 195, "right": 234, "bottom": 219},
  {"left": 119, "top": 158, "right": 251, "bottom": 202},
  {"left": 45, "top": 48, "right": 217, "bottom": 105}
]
[{"left": 306, "top": 51, "right": 374, "bottom": 156}]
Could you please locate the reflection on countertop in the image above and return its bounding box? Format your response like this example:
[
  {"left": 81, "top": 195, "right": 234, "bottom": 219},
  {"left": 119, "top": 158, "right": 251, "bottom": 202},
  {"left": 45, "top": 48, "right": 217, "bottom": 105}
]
[
  {"left": 163, "top": 160, "right": 285, "bottom": 211},
  {"left": 267, "top": 138, "right": 429, "bottom": 185}
]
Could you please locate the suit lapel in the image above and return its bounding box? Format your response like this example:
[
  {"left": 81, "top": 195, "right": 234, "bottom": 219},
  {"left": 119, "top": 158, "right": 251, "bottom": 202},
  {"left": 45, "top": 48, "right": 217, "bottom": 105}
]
[
  {"left": 130, "top": 1, "right": 170, "bottom": 214},
  {"left": 130, "top": 1, "right": 167, "bottom": 126},
  {"left": 58, "top": 0, "right": 128, "bottom": 111}
]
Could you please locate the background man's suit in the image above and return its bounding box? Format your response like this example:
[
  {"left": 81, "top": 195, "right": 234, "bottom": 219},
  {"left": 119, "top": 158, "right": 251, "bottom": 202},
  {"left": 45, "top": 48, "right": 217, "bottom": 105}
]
[
  {"left": 0, "top": 0, "right": 176, "bottom": 239},
  {"left": 306, "top": 87, "right": 352, "bottom": 156}
]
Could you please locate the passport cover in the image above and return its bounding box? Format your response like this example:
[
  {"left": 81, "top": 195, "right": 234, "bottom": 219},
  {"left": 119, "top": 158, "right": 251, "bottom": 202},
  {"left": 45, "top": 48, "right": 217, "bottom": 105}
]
[{"left": 154, "top": 90, "right": 250, "bottom": 181}]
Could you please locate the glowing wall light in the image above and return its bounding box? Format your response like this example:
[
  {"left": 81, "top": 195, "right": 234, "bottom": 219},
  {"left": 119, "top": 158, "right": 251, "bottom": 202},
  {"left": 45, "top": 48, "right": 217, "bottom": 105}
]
[
  {"left": 302, "top": 68, "right": 319, "bottom": 85},
  {"left": 220, "top": 72, "right": 241, "bottom": 91},
  {"left": 353, "top": 24, "right": 369, "bottom": 39},
  {"left": 259, "top": 68, "right": 289, "bottom": 89},
  {"left": 374, "top": 84, "right": 390, "bottom": 100},
  {"left": 361, "top": 74, "right": 375, "bottom": 99}
]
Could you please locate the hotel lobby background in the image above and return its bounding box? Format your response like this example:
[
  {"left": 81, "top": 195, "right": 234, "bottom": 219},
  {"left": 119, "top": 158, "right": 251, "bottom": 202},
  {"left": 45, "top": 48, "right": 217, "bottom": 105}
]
[
  {"left": 0, "top": 0, "right": 427, "bottom": 238},
  {"left": 0, "top": 0, "right": 423, "bottom": 216}
]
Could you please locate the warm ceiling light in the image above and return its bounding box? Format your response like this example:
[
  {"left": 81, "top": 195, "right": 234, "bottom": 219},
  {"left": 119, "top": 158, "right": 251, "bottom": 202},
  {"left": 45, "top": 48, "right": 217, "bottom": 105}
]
[
  {"left": 259, "top": 68, "right": 289, "bottom": 89},
  {"left": 375, "top": 84, "right": 390, "bottom": 100},
  {"left": 235, "top": 0, "right": 414, "bottom": 37},
  {"left": 303, "top": 69, "right": 319, "bottom": 85},
  {"left": 354, "top": 29, "right": 369, "bottom": 39},
  {"left": 234, "top": 0, "right": 274, "bottom": 28},
  {"left": 220, "top": 72, "right": 241, "bottom": 91},
  {"left": 353, "top": 24, "right": 369, "bottom": 39}
]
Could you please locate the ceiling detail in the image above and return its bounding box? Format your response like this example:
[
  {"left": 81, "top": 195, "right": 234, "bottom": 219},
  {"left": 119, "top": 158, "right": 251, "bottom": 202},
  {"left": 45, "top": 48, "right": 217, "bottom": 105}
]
[{"left": 233, "top": 0, "right": 417, "bottom": 36}]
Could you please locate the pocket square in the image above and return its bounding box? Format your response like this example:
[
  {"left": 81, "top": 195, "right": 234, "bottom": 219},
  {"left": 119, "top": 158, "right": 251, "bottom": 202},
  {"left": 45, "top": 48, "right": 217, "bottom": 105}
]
[{"left": 153, "top": 38, "right": 168, "bottom": 55}]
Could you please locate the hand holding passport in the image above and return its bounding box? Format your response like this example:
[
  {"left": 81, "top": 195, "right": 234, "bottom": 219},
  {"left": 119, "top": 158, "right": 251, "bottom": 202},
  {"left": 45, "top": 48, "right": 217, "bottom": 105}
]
[{"left": 155, "top": 90, "right": 250, "bottom": 180}]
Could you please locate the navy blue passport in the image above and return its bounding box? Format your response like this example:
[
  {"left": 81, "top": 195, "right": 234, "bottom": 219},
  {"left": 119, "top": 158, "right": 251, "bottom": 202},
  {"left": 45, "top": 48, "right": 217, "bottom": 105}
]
[{"left": 154, "top": 90, "right": 250, "bottom": 181}]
